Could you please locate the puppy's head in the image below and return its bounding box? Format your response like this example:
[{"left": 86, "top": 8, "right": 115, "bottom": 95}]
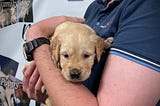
[{"left": 50, "top": 21, "right": 107, "bottom": 82}]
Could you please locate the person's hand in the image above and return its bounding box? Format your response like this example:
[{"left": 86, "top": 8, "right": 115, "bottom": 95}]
[
  {"left": 22, "top": 61, "right": 48, "bottom": 103},
  {"left": 26, "top": 16, "right": 85, "bottom": 41}
]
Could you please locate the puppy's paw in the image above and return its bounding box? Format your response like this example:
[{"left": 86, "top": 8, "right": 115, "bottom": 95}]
[
  {"left": 105, "top": 37, "right": 114, "bottom": 48},
  {"left": 45, "top": 97, "right": 52, "bottom": 106},
  {"left": 41, "top": 86, "right": 47, "bottom": 94}
]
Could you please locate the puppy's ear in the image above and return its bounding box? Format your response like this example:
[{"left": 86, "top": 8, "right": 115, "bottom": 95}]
[
  {"left": 50, "top": 36, "right": 61, "bottom": 68},
  {"left": 95, "top": 37, "right": 107, "bottom": 62}
]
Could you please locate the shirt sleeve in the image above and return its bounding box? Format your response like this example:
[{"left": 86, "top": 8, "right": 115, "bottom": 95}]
[{"left": 110, "top": 0, "right": 160, "bottom": 72}]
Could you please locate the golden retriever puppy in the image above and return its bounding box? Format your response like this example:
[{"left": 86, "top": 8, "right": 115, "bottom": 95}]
[{"left": 50, "top": 21, "right": 113, "bottom": 82}]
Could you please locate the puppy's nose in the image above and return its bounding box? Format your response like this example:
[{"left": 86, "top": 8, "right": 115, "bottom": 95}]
[{"left": 70, "top": 69, "right": 81, "bottom": 80}]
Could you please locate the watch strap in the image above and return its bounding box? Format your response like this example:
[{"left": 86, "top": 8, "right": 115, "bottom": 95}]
[
  {"left": 32, "top": 37, "right": 50, "bottom": 48},
  {"left": 23, "top": 37, "right": 50, "bottom": 61}
]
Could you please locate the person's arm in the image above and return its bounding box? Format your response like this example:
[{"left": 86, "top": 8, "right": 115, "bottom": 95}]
[
  {"left": 26, "top": 16, "right": 85, "bottom": 41},
  {"left": 23, "top": 16, "right": 98, "bottom": 106},
  {"left": 97, "top": 54, "right": 160, "bottom": 106}
]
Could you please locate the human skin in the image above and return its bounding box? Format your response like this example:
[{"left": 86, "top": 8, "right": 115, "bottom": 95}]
[{"left": 23, "top": 16, "right": 160, "bottom": 106}]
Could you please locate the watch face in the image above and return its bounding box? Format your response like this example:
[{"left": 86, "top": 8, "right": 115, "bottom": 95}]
[
  {"left": 23, "top": 43, "right": 33, "bottom": 61},
  {"left": 23, "top": 44, "right": 27, "bottom": 60},
  {"left": 23, "top": 43, "right": 28, "bottom": 60}
]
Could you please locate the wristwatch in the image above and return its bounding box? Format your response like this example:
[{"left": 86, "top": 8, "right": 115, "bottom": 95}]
[{"left": 23, "top": 37, "right": 50, "bottom": 61}]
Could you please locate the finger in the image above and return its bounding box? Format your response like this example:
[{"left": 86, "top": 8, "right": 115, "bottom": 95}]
[
  {"left": 29, "top": 67, "right": 40, "bottom": 92},
  {"left": 35, "top": 77, "right": 43, "bottom": 91},
  {"left": 66, "top": 16, "right": 85, "bottom": 23}
]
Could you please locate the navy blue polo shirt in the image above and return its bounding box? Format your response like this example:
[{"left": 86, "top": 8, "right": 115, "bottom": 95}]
[{"left": 83, "top": 0, "right": 160, "bottom": 105}]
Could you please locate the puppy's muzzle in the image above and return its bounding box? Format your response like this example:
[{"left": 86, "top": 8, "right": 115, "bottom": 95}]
[{"left": 69, "top": 68, "right": 81, "bottom": 80}]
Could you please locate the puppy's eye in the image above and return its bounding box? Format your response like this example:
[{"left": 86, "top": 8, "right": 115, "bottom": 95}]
[
  {"left": 63, "top": 54, "right": 69, "bottom": 58},
  {"left": 83, "top": 54, "right": 90, "bottom": 59}
]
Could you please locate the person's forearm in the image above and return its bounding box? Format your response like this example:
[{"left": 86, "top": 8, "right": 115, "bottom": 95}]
[
  {"left": 33, "top": 45, "right": 98, "bottom": 106},
  {"left": 26, "top": 16, "right": 85, "bottom": 41},
  {"left": 26, "top": 16, "right": 67, "bottom": 41}
]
